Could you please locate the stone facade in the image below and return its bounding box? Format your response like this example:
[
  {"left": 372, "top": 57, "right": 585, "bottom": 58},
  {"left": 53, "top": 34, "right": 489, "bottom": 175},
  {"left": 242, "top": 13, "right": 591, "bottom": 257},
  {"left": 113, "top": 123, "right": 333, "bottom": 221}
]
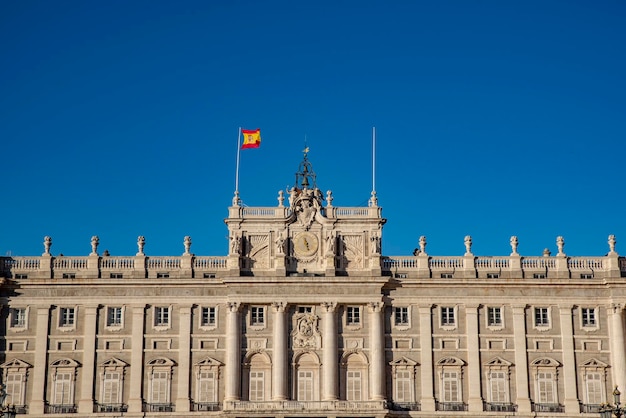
[{"left": 1, "top": 155, "right": 625, "bottom": 417}]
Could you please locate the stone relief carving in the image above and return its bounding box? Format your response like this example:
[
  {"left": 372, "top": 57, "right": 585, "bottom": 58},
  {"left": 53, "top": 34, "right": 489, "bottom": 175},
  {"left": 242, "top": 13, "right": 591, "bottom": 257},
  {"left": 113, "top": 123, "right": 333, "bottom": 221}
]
[
  {"left": 292, "top": 313, "right": 321, "bottom": 349},
  {"left": 230, "top": 234, "right": 241, "bottom": 255},
  {"left": 342, "top": 235, "right": 363, "bottom": 268},
  {"left": 247, "top": 234, "right": 269, "bottom": 268},
  {"left": 288, "top": 187, "right": 324, "bottom": 230}
]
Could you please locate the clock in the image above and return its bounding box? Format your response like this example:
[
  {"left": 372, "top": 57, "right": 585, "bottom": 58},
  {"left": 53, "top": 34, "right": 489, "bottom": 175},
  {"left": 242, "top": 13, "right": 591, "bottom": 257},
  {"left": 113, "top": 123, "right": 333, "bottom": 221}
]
[{"left": 293, "top": 232, "right": 319, "bottom": 257}]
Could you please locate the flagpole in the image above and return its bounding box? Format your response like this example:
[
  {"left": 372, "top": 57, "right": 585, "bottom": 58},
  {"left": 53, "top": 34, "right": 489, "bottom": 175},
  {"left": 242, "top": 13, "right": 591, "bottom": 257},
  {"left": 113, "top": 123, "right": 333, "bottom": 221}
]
[
  {"left": 372, "top": 126, "right": 376, "bottom": 193},
  {"left": 235, "top": 126, "right": 242, "bottom": 194}
]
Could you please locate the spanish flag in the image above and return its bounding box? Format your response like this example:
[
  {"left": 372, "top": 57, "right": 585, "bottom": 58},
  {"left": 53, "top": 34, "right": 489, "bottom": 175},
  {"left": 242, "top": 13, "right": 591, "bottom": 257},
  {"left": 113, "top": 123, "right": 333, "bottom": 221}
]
[{"left": 241, "top": 128, "right": 261, "bottom": 149}]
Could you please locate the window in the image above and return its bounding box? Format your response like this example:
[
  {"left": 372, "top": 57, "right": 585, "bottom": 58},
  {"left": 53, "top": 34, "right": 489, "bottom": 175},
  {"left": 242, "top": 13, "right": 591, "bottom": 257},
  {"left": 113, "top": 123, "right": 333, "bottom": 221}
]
[
  {"left": 582, "top": 308, "right": 596, "bottom": 327},
  {"left": 487, "top": 307, "right": 502, "bottom": 327},
  {"left": 250, "top": 307, "right": 265, "bottom": 326},
  {"left": 487, "top": 273, "right": 500, "bottom": 279},
  {"left": 107, "top": 307, "right": 123, "bottom": 327},
  {"left": 62, "top": 273, "right": 76, "bottom": 279},
  {"left": 298, "top": 306, "right": 313, "bottom": 313},
  {"left": 347, "top": 371, "right": 362, "bottom": 401},
  {"left": 150, "top": 371, "right": 169, "bottom": 403},
  {"left": 489, "top": 371, "right": 508, "bottom": 402},
  {"left": 15, "top": 274, "right": 27, "bottom": 279},
  {"left": 534, "top": 307, "right": 549, "bottom": 327},
  {"left": 580, "top": 273, "right": 594, "bottom": 279},
  {"left": 109, "top": 273, "right": 123, "bottom": 279},
  {"left": 442, "top": 370, "right": 461, "bottom": 402},
  {"left": 156, "top": 272, "right": 169, "bottom": 278},
  {"left": 10, "top": 307, "right": 27, "bottom": 328},
  {"left": 53, "top": 372, "right": 73, "bottom": 405},
  {"left": 441, "top": 273, "right": 453, "bottom": 279},
  {"left": 394, "top": 307, "right": 409, "bottom": 326},
  {"left": 347, "top": 306, "right": 361, "bottom": 325},
  {"left": 59, "top": 307, "right": 75, "bottom": 327},
  {"left": 101, "top": 371, "right": 121, "bottom": 404},
  {"left": 585, "top": 372, "right": 603, "bottom": 405},
  {"left": 203, "top": 273, "right": 216, "bottom": 278},
  {"left": 395, "top": 370, "right": 412, "bottom": 402},
  {"left": 154, "top": 307, "right": 170, "bottom": 327},
  {"left": 201, "top": 307, "right": 216, "bottom": 327},
  {"left": 197, "top": 371, "right": 216, "bottom": 403},
  {"left": 249, "top": 371, "right": 264, "bottom": 401},
  {"left": 298, "top": 370, "right": 314, "bottom": 401},
  {"left": 441, "top": 307, "right": 455, "bottom": 326},
  {"left": 537, "top": 371, "right": 556, "bottom": 403},
  {"left": 4, "top": 373, "right": 25, "bottom": 406},
  {"left": 533, "top": 273, "right": 546, "bottom": 279}
]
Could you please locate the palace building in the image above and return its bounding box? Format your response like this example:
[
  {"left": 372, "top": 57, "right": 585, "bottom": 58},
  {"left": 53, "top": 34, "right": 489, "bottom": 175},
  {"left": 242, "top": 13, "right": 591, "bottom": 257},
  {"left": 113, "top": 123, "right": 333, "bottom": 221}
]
[{"left": 1, "top": 152, "right": 625, "bottom": 418}]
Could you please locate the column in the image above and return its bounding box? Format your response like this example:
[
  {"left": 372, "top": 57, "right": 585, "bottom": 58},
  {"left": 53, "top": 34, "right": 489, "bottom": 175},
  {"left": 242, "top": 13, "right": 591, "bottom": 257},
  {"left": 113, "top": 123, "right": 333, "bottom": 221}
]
[
  {"left": 465, "top": 304, "right": 483, "bottom": 411},
  {"left": 176, "top": 305, "right": 192, "bottom": 412},
  {"left": 30, "top": 306, "right": 50, "bottom": 414},
  {"left": 419, "top": 305, "right": 435, "bottom": 411},
  {"left": 559, "top": 305, "right": 579, "bottom": 413},
  {"left": 321, "top": 302, "right": 338, "bottom": 400},
  {"left": 609, "top": 304, "right": 626, "bottom": 391},
  {"left": 272, "top": 302, "right": 288, "bottom": 400},
  {"left": 368, "top": 302, "right": 385, "bottom": 400},
  {"left": 127, "top": 305, "right": 146, "bottom": 412},
  {"left": 78, "top": 305, "right": 98, "bottom": 413},
  {"left": 512, "top": 305, "right": 531, "bottom": 413},
  {"left": 224, "top": 302, "right": 242, "bottom": 401}
]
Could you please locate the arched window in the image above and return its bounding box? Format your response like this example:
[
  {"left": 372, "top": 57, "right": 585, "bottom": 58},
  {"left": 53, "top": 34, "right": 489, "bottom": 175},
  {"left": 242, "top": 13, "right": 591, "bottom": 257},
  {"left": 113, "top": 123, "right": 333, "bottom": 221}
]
[
  {"left": 243, "top": 352, "right": 271, "bottom": 402},
  {"left": 340, "top": 351, "right": 369, "bottom": 401},
  {"left": 293, "top": 352, "right": 321, "bottom": 401}
]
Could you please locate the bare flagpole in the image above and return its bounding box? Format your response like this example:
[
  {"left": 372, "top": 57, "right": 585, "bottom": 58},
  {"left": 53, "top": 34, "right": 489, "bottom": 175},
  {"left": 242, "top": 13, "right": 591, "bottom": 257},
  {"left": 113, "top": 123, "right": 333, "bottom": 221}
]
[
  {"left": 234, "top": 127, "right": 242, "bottom": 205},
  {"left": 369, "top": 126, "right": 378, "bottom": 207}
]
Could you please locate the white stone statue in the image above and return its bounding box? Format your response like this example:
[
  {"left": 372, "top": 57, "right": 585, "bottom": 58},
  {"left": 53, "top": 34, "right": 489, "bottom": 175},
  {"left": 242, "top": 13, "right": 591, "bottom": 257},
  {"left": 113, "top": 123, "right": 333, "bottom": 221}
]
[
  {"left": 510, "top": 236, "right": 519, "bottom": 255},
  {"left": 43, "top": 236, "right": 52, "bottom": 255},
  {"left": 277, "top": 190, "right": 285, "bottom": 207},
  {"left": 419, "top": 236, "right": 427, "bottom": 254},
  {"left": 230, "top": 235, "right": 241, "bottom": 255},
  {"left": 275, "top": 232, "right": 285, "bottom": 255},
  {"left": 90, "top": 236, "right": 99, "bottom": 255},
  {"left": 231, "top": 191, "right": 240, "bottom": 207},
  {"left": 608, "top": 234, "right": 617, "bottom": 254},
  {"left": 368, "top": 190, "right": 378, "bottom": 207},
  {"left": 325, "top": 232, "right": 336, "bottom": 256},
  {"left": 464, "top": 235, "right": 473, "bottom": 255},
  {"left": 370, "top": 231, "right": 381, "bottom": 255},
  {"left": 556, "top": 236, "right": 565, "bottom": 255},
  {"left": 326, "top": 190, "right": 333, "bottom": 207},
  {"left": 543, "top": 248, "right": 551, "bottom": 257},
  {"left": 183, "top": 236, "right": 192, "bottom": 254},
  {"left": 137, "top": 236, "right": 145, "bottom": 255}
]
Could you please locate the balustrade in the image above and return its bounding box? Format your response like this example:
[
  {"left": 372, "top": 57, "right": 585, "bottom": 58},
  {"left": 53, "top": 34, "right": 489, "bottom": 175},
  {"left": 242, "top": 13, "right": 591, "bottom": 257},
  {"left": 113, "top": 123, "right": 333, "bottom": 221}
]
[{"left": 225, "top": 400, "right": 387, "bottom": 412}]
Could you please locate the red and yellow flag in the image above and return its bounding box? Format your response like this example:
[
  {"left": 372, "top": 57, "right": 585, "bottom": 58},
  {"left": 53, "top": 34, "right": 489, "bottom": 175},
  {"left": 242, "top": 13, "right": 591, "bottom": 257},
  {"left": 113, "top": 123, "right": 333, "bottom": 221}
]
[{"left": 241, "top": 128, "right": 261, "bottom": 149}]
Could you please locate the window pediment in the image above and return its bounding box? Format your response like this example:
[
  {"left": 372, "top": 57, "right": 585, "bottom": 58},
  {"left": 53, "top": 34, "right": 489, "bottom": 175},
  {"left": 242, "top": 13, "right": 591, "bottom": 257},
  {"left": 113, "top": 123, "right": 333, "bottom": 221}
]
[
  {"left": 50, "top": 358, "right": 80, "bottom": 368},
  {"left": 531, "top": 357, "right": 560, "bottom": 367},
  {"left": 1, "top": 358, "right": 32, "bottom": 369},
  {"left": 389, "top": 356, "right": 418, "bottom": 367},
  {"left": 484, "top": 356, "right": 512, "bottom": 367},
  {"left": 195, "top": 357, "right": 223, "bottom": 367},
  {"left": 437, "top": 356, "right": 464, "bottom": 366},
  {"left": 147, "top": 357, "right": 175, "bottom": 367},
  {"left": 100, "top": 357, "right": 128, "bottom": 368},
  {"left": 580, "top": 358, "right": 608, "bottom": 369}
]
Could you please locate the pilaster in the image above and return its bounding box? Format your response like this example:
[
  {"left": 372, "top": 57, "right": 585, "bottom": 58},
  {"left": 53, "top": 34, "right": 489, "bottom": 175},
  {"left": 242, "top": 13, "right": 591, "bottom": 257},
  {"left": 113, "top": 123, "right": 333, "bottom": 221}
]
[
  {"left": 465, "top": 304, "right": 483, "bottom": 411},
  {"left": 30, "top": 306, "right": 50, "bottom": 414},
  {"left": 176, "top": 305, "right": 192, "bottom": 412},
  {"left": 368, "top": 302, "right": 385, "bottom": 400},
  {"left": 78, "top": 305, "right": 98, "bottom": 413},
  {"left": 559, "top": 305, "right": 579, "bottom": 413},
  {"left": 127, "top": 305, "right": 146, "bottom": 413},
  {"left": 132, "top": 255, "right": 146, "bottom": 279},
  {"left": 511, "top": 304, "right": 531, "bottom": 413},
  {"left": 180, "top": 254, "right": 193, "bottom": 277},
  {"left": 224, "top": 302, "right": 242, "bottom": 401},
  {"left": 608, "top": 303, "right": 626, "bottom": 392},
  {"left": 419, "top": 304, "right": 435, "bottom": 411}
]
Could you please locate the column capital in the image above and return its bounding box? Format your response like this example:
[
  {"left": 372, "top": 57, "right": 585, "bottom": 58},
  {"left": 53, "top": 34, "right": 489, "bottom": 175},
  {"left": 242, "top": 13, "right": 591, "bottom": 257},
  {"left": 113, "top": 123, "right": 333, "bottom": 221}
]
[
  {"left": 367, "top": 301, "right": 383, "bottom": 313},
  {"left": 227, "top": 301, "right": 241, "bottom": 313},
  {"left": 464, "top": 303, "right": 481, "bottom": 311},
  {"left": 320, "top": 302, "right": 337, "bottom": 313},
  {"left": 418, "top": 303, "right": 433, "bottom": 310},
  {"left": 611, "top": 303, "right": 625, "bottom": 312},
  {"left": 558, "top": 304, "right": 573, "bottom": 313},
  {"left": 511, "top": 304, "right": 528, "bottom": 313},
  {"left": 271, "top": 301, "right": 287, "bottom": 312}
]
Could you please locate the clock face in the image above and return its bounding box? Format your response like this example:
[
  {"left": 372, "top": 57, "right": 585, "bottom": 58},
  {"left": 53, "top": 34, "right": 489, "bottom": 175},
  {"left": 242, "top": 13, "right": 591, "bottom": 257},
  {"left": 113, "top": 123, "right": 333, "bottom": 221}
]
[{"left": 293, "top": 232, "right": 319, "bottom": 257}]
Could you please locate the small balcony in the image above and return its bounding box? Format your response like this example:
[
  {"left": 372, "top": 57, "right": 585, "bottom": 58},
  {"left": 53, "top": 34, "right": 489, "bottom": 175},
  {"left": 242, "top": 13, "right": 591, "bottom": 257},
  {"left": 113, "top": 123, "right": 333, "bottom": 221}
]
[
  {"left": 142, "top": 403, "right": 174, "bottom": 412},
  {"left": 44, "top": 404, "right": 76, "bottom": 414},
  {"left": 436, "top": 401, "right": 467, "bottom": 411},
  {"left": 192, "top": 402, "right": 221, "bottom": 411},
  {"left": 485, "top": 402, "right": 517, "bottom": 412},
  {"left": 389, "top": 402, "right": 421, "bottom": 411},
  {"left": 95, "top": 403, "right": 127, "bottom": 413},
  {"left": 533, "top": 403, "right": 564, "bottom": 413}
]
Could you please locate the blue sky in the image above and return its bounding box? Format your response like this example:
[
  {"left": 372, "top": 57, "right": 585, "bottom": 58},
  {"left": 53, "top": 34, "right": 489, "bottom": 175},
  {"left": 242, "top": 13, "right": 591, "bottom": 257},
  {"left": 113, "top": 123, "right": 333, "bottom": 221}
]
[{"left": 2, "top": 1, "right": 625, "bottom": 258}]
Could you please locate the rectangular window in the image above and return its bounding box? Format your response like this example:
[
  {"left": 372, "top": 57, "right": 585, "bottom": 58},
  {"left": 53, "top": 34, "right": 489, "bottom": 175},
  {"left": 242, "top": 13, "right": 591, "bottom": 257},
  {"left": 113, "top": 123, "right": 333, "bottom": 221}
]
[
  {"left": 297, "top": 370, "right": 314, "bottom": 401},
  {"left": 150, "top": 371, "right": 169, "bottom": 403},
  {"left": 156, "top": 272, "right": 169, "bottom": 278},
  {"left": 394, "top": 307, "right": 409, "bottom": 326},
  {"left": 582, "top": 308, "right": 596, "bottom": 327},
  {"left": 487, "top": 307, "right": 502, "bottom": 326},
  {"left": 441, "top": 307, "right": 455, "bottom": 326},
  {"left": 487, "top": 273, "right": 500, "bottom": 279},
  {"left": 585, "top": 372, "right": 603, "bottom": 404},
  {"left": 534, "top": 307, "right": 549, "bottom": 327},
  {"left": 580, "top": 273, "right": 594, "bottom": 279},
  {"left": 5, "top": 373, "right": 24, "bottom": 406},
  {"left": 201, "top": 307, "right": 216, "bottom": 327},
  {"left": 53, "top": 372, "right": 73, "bottom": 405},
  {"left": 347, "top": 371, "right": 362, "bottom": 401},
  {"left": 533, "top": 273, "right": 546, "bottom": 279},
  {"left": 102, "top": 372, "right": 120, "bottom": 404},
  {"left": 441, "top": 273, "right": 453, "bottom": 279},
  {"left": 107, "top": 307, "right": 123, "bottom": 327},
  {"left": 489, "top": 371, "right": 508, "bottom": 403},
  {"left": 537, "top": 371, "right": 555, "bottom": 403},
  {"left": 442, "top": 370, "right": 460, "bottom": 402},
  {"left": 250, "top": 307, "right": 265, "bottom": 325},
  {"left": 197, "top": 371, "right": 216, "bottom": 403},
  {"left": 59, "top": 307, "right": 75, "bottom": 327},
  {"left": 62, "top": 273, "right": 76, "bottom": 279},
  {"left": 109, "top": 273, "right": 123, "bottom": 279},
  {"left": 298, "top": 306, "right": 313, "bottom": 313},
  {"left": 395, "top": 370, "right": 412, "bottom": 402},
  {"left": 347, "top": 306, "right": 361, "bottom": 325},
  {"left": 249, "top": 371, "right": 264, "bottom": 401},
  {"left": 154, "top": 307, "right": 169, "bottom": 327},
  {"left": 10, "top": 308, "right": 27, "bottom": 328}
]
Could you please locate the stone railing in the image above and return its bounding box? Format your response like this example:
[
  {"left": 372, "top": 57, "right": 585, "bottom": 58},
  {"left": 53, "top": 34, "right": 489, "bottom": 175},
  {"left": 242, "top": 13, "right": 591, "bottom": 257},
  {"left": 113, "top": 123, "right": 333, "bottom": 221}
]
[
  {"left": 229, "top": 206, "right": 382, "bottom": 219},
  {"left": 224, "top": 400, "right": 387, "bottom": 412},
  {"left": 382, "top": 255, "right": 625, "bottom": 279}
]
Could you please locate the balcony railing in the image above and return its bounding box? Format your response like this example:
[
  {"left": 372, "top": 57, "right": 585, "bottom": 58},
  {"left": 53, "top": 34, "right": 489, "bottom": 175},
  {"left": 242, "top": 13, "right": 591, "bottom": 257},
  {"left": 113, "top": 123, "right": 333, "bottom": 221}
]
[
  {"left": 95, "top": 403, "right": 127, "bottom": 413},
  {"left": 436, "top": 401, "right": 467, "bottom": 411},
  {"left": 533, "top": 403, "right": 564, "bottom": 413},
  {"left": 581, "top": 403, "right": 602, "bottom": 413},
  {"left": 192, "top": 402, "right": 221, "bottom": 411},
  {"left": 143, "top": 403, "right": 174, "bottom": 412},
  {"left": 224, "top": 400, "right": 387, "bottom": 412},
  {"left": 485, "top": 402, "right": 517, "bottom": 412},
  {"left": 389, "top": 402, "right": 421, "bottom": 411},
  {"left": 44, "top": 404, "right": 77, "bottom": 414}
]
